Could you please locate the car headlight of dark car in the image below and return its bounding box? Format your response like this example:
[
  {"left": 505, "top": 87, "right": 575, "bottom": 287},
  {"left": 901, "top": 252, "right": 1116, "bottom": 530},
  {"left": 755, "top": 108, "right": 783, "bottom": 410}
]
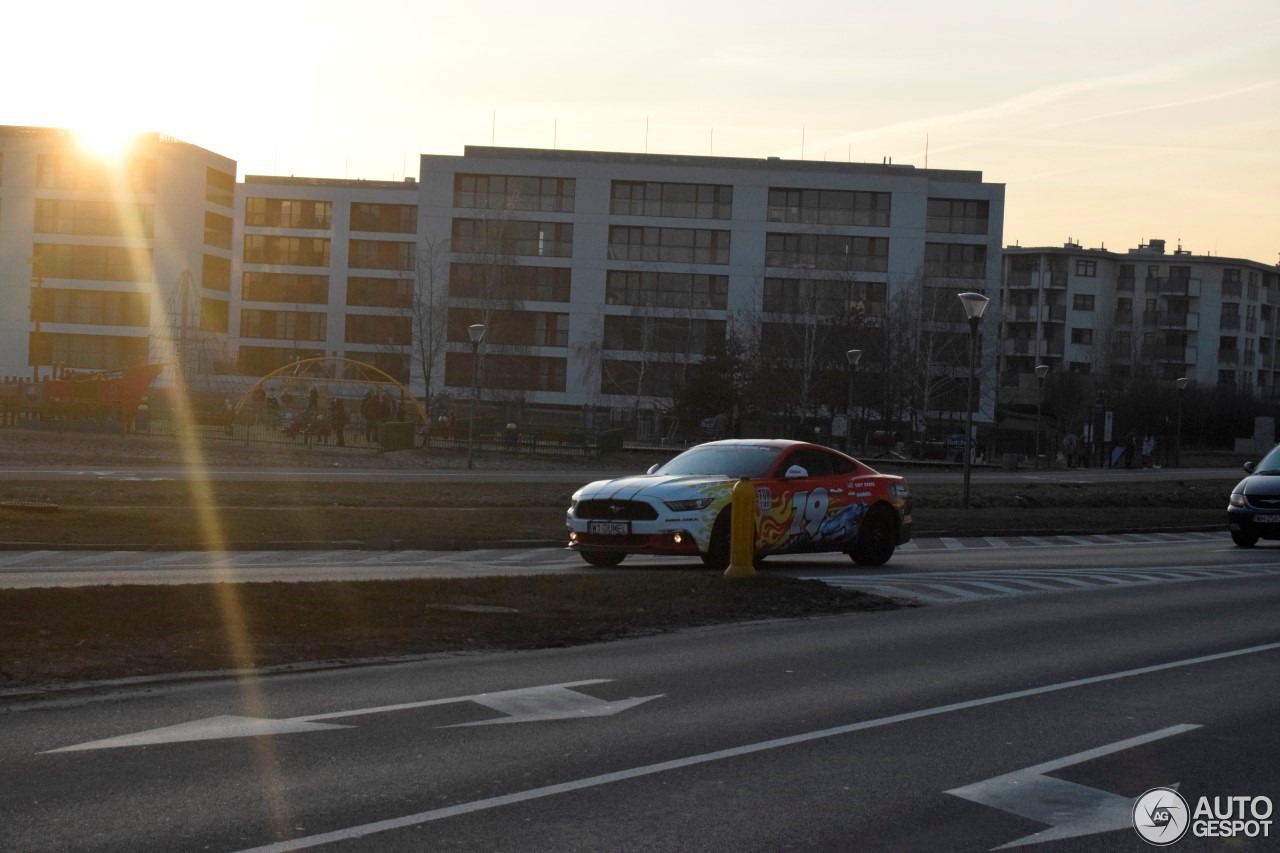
[{"left": 1229, "top": 493, "right": 1247, "bottom": 508}]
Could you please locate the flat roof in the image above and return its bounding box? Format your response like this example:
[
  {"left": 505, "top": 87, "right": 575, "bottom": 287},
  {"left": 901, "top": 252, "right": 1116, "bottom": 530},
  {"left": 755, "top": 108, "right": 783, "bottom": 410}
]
[{"left": 244, "top": 175, "right": 417, "bottom": 190}]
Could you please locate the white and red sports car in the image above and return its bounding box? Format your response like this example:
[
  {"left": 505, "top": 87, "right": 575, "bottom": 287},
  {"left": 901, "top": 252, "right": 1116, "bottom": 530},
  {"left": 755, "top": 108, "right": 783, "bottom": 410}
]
[{"left": 566, "top": 439, "right": 912, "bottom": 569}]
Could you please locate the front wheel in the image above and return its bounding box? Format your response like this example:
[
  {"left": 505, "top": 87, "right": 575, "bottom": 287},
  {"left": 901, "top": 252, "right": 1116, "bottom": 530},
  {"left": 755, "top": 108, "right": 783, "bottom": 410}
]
[
  {"left": 1231, "top": 530, "right": 1259, "bottom": 548},
  {"left": 849, "top": 506, "right": 897, "bottom": 567},
  {"left": 701, "top": 509, "right": 731, "bottom": 571},
  {"left": 580, "top": 550, "right": 626, "bottom": 568}
]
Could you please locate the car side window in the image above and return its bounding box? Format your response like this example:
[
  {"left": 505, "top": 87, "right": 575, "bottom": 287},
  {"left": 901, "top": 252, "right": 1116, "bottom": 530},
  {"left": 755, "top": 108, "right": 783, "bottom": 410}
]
[
  {"left": 783, "top": 450, "right": 834, "bottom": 477},
  {"left": 831, "top": 453, "right": 856, "bottom": 475}
]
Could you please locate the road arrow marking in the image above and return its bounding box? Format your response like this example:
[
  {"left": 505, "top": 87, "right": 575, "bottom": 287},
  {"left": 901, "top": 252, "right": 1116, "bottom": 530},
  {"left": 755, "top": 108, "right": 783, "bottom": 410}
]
[
  {"left": 946, "top": 724, "right": 1200, "bottom": 849},
  {"left": 46, "top": 680, "right": 662, "bottom": 753}
]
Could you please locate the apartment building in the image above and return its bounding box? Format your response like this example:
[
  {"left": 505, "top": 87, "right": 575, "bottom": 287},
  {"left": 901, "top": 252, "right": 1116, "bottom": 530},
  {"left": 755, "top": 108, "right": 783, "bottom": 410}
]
[
  {"left": 0, "top": 125, "right": 235, "bottom": 381},
  {"left": 419, "top": 146, "right": 1006, "bottom": 419},
  {"left": 1000, "top": 239, "right": 1280, "bottom": 396},
  {"left": 231, "top": 175, "right": 420, "bottom": 382}
]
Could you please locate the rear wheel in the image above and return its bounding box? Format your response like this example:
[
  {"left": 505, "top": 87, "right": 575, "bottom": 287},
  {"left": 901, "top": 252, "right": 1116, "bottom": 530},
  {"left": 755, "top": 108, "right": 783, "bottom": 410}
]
[
  {"left": 1231, "top": 530, "right": 1259, "bottom": 548},
  {"left": 580, "top": 550, "right": 626, "bottom": 568},
  {"left": 849, "top": 506, "right": 897, "bottom": 567}
]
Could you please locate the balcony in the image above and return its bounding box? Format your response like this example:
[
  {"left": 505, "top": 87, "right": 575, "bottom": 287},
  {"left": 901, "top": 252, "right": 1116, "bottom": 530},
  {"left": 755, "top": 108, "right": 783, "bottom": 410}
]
[
  {"left": 1219, "top": 349, "right": 1240, "bottom": 364},
  {"left": 1006, "top": 270, "right": 1037, "bottom": 288},
  {"left": 1115, "top": 310, "right": 1134, "bottom": 325},
  {"left": 1156, "top": 277, "right": 1201, "bottom": 297},
  {"left": 1041, "top": 339, "right": 1065, "bottom": 357},
  {"left": 1042, "top": 305, "right": 1066, "bottom": 323},
  {"left": 1118, "top": 278, "right": 1135, "bottom": 292},
  {"left": 1157, "top": 311, "right": 1199, "bottom": 330},
  {"left": 1220, "top": 315, "right": 1241, "bottom": 331},
  {"left": 1008, "top": 304, "right": 1039, "bottom": 321},
  {"left": 1003, "top": 338, "right": 1035, "bottom": 356},
  {"left": 1043, "top": 274, "right": 1067, "bottom": 290},
  {"left": 1110, "top": 343, "right": 1133, "bottom": 362}
]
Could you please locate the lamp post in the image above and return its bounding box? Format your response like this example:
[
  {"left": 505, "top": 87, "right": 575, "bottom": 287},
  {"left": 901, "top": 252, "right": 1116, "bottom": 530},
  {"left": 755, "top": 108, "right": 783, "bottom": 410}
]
[
  {"left": 845, "top": 349, "right": 861, "bottom": 454},
  {"left": 958, "top": 292, "right": 990, "bottom": 509},
  {"left": 466, "top": 323, "right": 486, "bottom": 470},
  {"left": 1175, "top": 377, "right": 1189, "bottom": 467},
  {"left": 1034, "top": 363, "right": 1050, "bottom": 469}
]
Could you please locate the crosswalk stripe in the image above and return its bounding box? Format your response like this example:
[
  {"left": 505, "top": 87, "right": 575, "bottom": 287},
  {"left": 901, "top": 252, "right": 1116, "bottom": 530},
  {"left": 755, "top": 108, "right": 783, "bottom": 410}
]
[
  {"left": 982, "top": 537, "right": 1010, "bottom": 548},
  {"left": 941, "top": 537, "right": 964, "bottom": 550}
]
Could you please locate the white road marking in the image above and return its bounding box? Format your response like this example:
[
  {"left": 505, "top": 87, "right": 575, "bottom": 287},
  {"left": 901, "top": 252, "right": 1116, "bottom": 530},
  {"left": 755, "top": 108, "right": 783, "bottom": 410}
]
[
  {"left": 947, "top": 724, "right": 1201, "bottom": 849},
  {"left": 232, "top": 642, "right": 1280, "bottom": 853},
  {"left": 982, "top": 537, "right": 1010, "bottom": 549},
  {"left": 941, "top": 537, "right": 965, "bottom": 550},
  {"left": 1021, "top": 536, "right": 1053, "bottom": 547},
  {"left": 47, "top": 680, "right": 663, "bottom": 753}
]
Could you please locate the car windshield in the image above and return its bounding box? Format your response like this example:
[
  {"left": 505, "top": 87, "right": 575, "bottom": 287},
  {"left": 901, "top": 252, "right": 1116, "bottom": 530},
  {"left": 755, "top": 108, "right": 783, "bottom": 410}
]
[
  {"left": 656, "top": 445, "right": 782, "bottom": 479},
  {"left": 1253, "top": 444, "right": 1280, "bottom": 474}
]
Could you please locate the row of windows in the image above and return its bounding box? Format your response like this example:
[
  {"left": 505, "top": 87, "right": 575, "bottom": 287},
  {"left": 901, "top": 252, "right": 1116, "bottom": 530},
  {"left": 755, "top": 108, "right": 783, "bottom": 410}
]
[
  {"left": 447, "top": 308, "right": 569, "bottom": 347},
  {"left": 32, "top": 244, "right": 153, "bottom": 283},
  {"left": 767, "top": 189, "right": 891, "bottom": 227},
  {"left": 762, "top": 278, "right": 887, "bottom": 316},
  {"left": 452, "top": 219, "right": 574, "bottom": 258},
  {"left": 349, "top": 239, "right": 415, "bottom": 271},
  {"left": 925, "top": 199, "right": 988, "bottom": 235},
  {"left": 35, "top": 155, "right": 156, "bottom": 193},
  {"left": 608, "top": 226, "right": 730, "bottom": 265},
  {"left": 205, "top": 212, "right": 233, "bottom": 249},
  {"left": 30, "top": 331, "right": 148, "bottom": 371},
  {"left": 200, "top": 298, "right": 229, "bottom": 333},
  {"left": 35, "top": 200, "right": 155, "bottom": 238},
  {"left": 351, "top": 203, "right": 416, "bottom": 234},
  {"left": 453, "top": 174, "right": 576, "bottom": 213},
  {"left": 600, "top": 359, "right": 686, "bottom": 398},
  {"left": 245, "top": 198, "right": 332, "bottom": 230},
  {"left": 239, "top": 309, "right": 411, "bottom": 347},
  {"left": 605, "top": 271, "right": 728, "bottom": 310},
  {"left": 765, "top": 233, "right": 888, "bottom": 272},
  {"left": 602, "top": 315, "right": 725, "bottom": 355},
  {"left": 924, "top": 243, "right": 986, "bottom": 279},
  {"left": 244, "top": 235, "right": 330, "bottom": 266},
  {"left": 612, "top": 181, "right": 733, "bottom": 220},
  {"left": 449, "top": 263, "right": 571, "bottom": 302},
  {"left": 242, "top": 272, "right": 329, "bottom": 304},
  {"left": 206, "top": 168, "right": 235, "bottom": 208},
  {"left": 203, "top": 254, "right": 231, "bottom": 292},
  {"left": 444, "top": 352, "right": 566, "bottom": 392},
  {"left": 347, "top": 276, "right": 412, "bottom": 309},
  {"left": 345, "top": 313, "right": 411, "bottom": 345},
  {"left": 30, "top": 288, "right": 150, "bottom": 327}
]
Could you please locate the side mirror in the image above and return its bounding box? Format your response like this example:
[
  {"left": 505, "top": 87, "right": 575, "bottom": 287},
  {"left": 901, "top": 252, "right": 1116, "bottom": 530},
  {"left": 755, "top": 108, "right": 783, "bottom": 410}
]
[
  {"left": 1244, "top": 461, "right": 1256, "bottom": 473},
  {"left": 784, "top": 465, "right": 809, "bottom": 479},
  {"left": 646, "top": 463, "right": 661, "bottom": 475}
]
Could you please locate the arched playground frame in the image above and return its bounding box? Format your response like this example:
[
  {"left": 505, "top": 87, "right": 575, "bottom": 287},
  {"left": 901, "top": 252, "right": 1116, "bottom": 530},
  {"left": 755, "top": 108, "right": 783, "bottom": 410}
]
[{"left": 234, "top": 357, "right": 430, "bottom": 425}]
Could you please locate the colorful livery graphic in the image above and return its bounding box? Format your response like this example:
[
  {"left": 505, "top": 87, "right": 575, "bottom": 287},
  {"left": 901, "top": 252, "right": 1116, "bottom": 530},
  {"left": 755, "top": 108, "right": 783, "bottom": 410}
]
[{"left": 566, "top": 439, "right": 912, "bottom": 569}]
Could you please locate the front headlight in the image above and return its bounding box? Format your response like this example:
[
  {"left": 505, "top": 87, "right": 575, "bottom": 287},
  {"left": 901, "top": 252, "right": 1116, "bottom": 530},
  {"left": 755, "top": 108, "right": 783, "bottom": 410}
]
[
  {"left": 663, "top": 497, "right": 715, "bottom": 512},
  {"left": 1229, "top": 493, "right": 1246, "bottom": 508}
]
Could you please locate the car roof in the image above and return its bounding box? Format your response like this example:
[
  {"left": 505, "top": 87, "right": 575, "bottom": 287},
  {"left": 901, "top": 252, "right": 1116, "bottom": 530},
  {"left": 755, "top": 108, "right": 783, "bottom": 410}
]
[{"left": 694, "top": 439, "right": 824, "bottom": 451}]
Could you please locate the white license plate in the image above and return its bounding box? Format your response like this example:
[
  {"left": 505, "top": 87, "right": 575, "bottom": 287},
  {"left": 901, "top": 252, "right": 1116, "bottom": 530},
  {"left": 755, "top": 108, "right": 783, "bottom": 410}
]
[
  {"left": 588, "top": 521, "right": 630, "bottom": 536},
  {"left": 1255, "top": 514, "right": 1280, "bottom": 523}
]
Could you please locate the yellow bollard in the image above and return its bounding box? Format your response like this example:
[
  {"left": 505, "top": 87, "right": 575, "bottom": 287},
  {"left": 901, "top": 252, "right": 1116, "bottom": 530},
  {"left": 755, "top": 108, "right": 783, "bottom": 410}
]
[{"left": 724, "top": 478, "right": 757, "bottom": 579}]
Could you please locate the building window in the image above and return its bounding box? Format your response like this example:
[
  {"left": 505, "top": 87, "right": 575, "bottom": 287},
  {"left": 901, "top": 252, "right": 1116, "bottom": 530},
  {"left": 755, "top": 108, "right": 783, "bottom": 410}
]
[
  {"left": 448, "top": 263, "right": 571, "bottom": 302},
  {"left": 452, "top": 218, "right": 573, "bottom": 258},
  {"left": 242, "top": 272, "right": 328, "bottom": 304},
  {"left": 1218, "top": 369, "right": 1236, "bottom": 387},
  {"left": 344, "top": 314, "right": 411, "bottom": 346},
  {"left": 1068, "top": 362, "right": 1091, "bottom": 374},
  {"left": 770, "top": 188, "right": 891, "bottom": 227},
  {"left": 453, "top": 174, "right": 575, "bottom": 213},
  {"left": 925, "top": 198, "right": 987, "bottom": 234},
  {"left": 599, "top": 359, "right": 688, "bottom": 397},
  {"left": 446, "top": 352, "right": 567, "bottom": 392},
  {"left": 36, "top": 154, "right": 156, "bottom": 193},
  {"left": 243, "top": 235, "right": 331, "bottom": 266},
  {"left": 609, "top": 226, "right": 730, "bottom": 265},
  {"left": 605, "top": 271, "right": 728, "bottom": 310},
  {"left": 1071, "top": 328, "right": 1093, "bottom": 345},
  {"left": 30, "top": 288, "right": 150, "bottom": 326},
  {"left": 924, "top": 243, "right": 985, "bottom": 279},
  {"left": 613, "top": 181, "right": 733, "bottom": 219},
  {"left": 346, "top": 276, "right": 412, "bottom": 309},
  {"left": 204, "top": 212, "right": 233, "bottom": 249},
  {"left": 240, "top": 309, "right": 327, "bottom": 341},
  {"left": 602, "top": 315, "right": 725, "bottom": 356},
  {"left": 206, "top": 168, "right": 235, "bottom": 208},
  {"left": 1075, "top": 260, "right": 1097, "bottom": 277},
  {"left": 34, "top": 200, "right": 155, "bottom": 238},
  {"left": 762, "top": 278, "right": 886, "bottom": 317},
  {"left": 1072, "top": 294, "right": 1095, "bottom": 311},
  {"left": 348, "top": 239, "right": 415, "bottom": 271},
  {"left": 202, "top": 254, "right": 231, "bottom": 292},
  {"left": 244, "top": 198, "right": 332, "bottom": 229},
  {"left": 33, "top": 244, "right": 153, "bottom": 283},
  {"left": 350, "top": 203, "right": 417, "bottom": 234},
  {"left": 237, "top": 346, "right": 326, "bottom": 376},
  {"left": 447, "top": 308, "right": 569, "bottom": 347},
  {"left": 765, "top": 233, "right": 887, "bottom": 272},
  {"left": 199, "top": 298, "right": 229, "bottom": 333},
  {"left": 40, "top": 332, "right": 149, "bottom": 370}
]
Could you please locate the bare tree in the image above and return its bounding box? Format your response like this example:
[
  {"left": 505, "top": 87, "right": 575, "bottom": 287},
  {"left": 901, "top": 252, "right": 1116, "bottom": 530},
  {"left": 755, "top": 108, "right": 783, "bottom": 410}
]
[{"left": 407, "top": 234, "right": 450, "bottom": 404}]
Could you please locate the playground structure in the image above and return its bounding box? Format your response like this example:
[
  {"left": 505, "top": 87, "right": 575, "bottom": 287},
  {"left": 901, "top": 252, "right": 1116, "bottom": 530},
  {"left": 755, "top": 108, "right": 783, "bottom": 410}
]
[{"left": 0, "top": 363, "right": 164, "bottom": 429}]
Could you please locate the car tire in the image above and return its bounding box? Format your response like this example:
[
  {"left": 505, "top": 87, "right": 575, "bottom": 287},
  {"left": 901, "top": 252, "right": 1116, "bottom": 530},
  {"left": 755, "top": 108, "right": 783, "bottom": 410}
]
[
  {"left": 701, "top": 509, "right": 731, "bottom": 571},
  {"left": 580, "top": 550, "right": 625, "bottom": 568},
  {"left": 1231, "top": 530, "right": 1259, "bottom": 548},
  {"left": 849, "top": 505, "right": 897, "bottom": 567}
]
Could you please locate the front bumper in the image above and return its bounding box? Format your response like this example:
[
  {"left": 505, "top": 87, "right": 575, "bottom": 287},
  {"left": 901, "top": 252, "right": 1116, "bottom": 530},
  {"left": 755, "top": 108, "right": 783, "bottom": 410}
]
[
  {"left": 566, "top": 528, "right": 703, "bottom": 556},
  {"left": 1227, "top": 506, "right": 1280, "bottom": 539}
]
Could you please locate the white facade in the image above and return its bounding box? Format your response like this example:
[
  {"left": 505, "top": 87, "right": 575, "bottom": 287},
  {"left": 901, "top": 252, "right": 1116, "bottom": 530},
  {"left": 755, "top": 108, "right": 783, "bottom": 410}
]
[
  {"left": 420, "top": 146, "right": 1007, "bottom": 418},
  {"left": 0, "top": 126, "right": 235, "bottom": 382},
  {"left": 231, "top": 176, "right": 419, "bottom": 382}
]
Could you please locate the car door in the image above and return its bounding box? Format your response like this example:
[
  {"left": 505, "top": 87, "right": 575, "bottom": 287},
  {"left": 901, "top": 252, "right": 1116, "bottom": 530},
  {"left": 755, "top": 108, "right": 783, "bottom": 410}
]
[{"left": 757, "top": 448, "right": 841, "bottom": 555}]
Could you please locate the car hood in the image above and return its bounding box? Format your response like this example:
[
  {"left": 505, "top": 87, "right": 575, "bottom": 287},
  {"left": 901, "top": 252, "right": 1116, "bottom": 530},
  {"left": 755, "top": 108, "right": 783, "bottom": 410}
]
[
  {"left": 1235, "top": 473, "right": 1280, "bottom": 497},
  {"left": 574, "top": 474, "right": 735, "bottom": 503}
]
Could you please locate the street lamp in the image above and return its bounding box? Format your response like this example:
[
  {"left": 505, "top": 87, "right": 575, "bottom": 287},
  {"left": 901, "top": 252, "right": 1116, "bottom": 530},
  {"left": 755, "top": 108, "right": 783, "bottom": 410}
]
[
  {"left": 467, "top": 323, "right": 486, "bottom": 470},
  {"left": 1034, "top": 364, "right": 1050, "bottom": 469},
  {"left": 1175, "top": 377, "right": 1189, "bottom": 467},
  {"left": 846, "top": 349, "right": 862, "bottom": 454},
  {"left": 958, "top": 291, "right": 990, "bottom": 509}
]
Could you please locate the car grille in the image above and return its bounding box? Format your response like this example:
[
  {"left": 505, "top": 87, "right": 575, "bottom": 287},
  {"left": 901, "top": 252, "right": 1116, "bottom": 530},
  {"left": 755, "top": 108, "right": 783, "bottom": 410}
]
[
  {"left": 1247, "top": 496, "right": 1280, "bottom": 510},
  {"left": 575, "top": 499, "right": 659, "bottom": 520}
]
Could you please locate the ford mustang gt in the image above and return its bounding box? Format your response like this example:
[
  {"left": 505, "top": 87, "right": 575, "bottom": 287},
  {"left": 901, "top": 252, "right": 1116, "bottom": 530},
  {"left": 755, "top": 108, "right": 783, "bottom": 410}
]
[{"left": 566, "top": 439, "right": 912, "bottom": 569}]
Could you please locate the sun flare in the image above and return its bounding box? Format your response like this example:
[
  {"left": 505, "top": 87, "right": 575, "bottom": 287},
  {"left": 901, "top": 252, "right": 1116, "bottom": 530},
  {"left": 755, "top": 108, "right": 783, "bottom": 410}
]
[{"left": 74, "top": 123, "right": 141, "bottom": 160}]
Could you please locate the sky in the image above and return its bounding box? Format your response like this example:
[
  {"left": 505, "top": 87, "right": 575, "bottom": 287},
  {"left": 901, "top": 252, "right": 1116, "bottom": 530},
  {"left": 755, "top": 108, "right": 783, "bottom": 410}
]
[{"left": 5, "top": 0, "right": 1278, "bottom": 262}]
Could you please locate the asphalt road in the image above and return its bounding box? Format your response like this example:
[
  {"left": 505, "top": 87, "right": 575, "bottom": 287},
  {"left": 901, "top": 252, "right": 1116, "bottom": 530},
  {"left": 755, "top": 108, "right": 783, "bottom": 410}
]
[{"left": 4, "top": 542, "right": 1280, "bottom": 851}]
